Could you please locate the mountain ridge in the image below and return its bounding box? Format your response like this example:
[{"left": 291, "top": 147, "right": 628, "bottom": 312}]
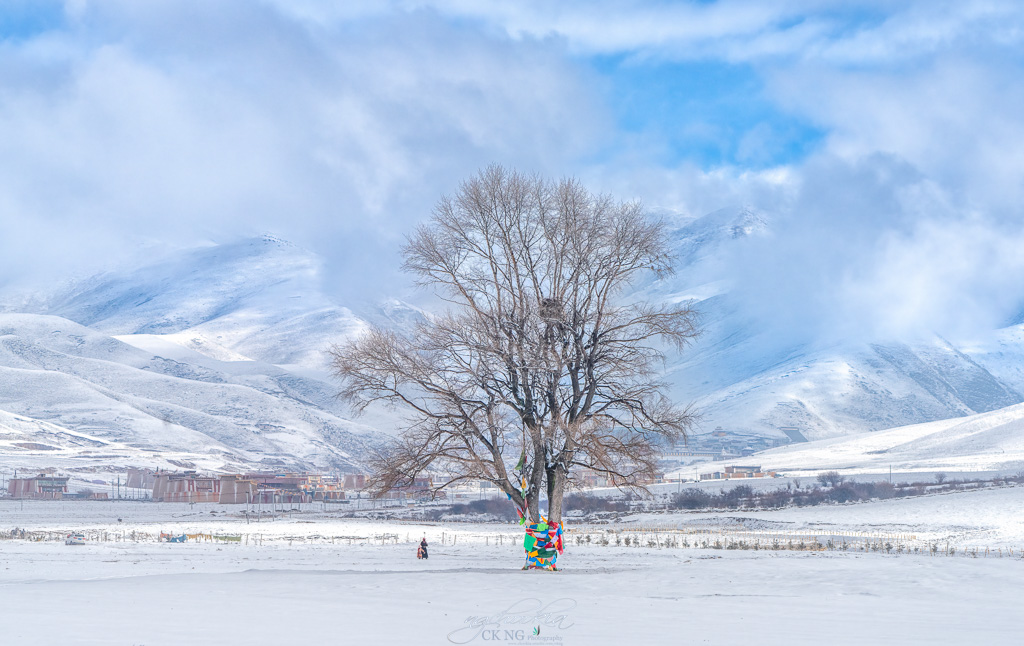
[{"left": 2, "top": 217, "right": 1023, "bottom": 476}]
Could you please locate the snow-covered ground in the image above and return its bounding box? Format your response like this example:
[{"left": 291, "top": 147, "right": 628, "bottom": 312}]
[
  {"left": 626, "top": 483, "right": 1024, "bottom": 549},
  {"left": 2, "top": 491, "right": 1022, "bottom": 645},
  {"left": 677, "top": 401, "right": 1024, "bottom": 480}
]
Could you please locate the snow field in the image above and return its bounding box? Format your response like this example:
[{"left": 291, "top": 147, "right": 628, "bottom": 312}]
[
  {"left": 1, "top": 535, "right": 1021, "bottom": 645},
  {"left": 2, "top": 493, "right": 1024, "bottom": 645}
]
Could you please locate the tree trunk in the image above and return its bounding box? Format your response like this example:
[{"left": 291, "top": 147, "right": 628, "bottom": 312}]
[
  {"left": 526, "top": 482, "right": 541, "bottom": 523},
  {"left": 545, "top": 464, "right": 566, "bottom": 524},
  {"left": 527, "top": 437, "right": 545, "bottom": 523}
]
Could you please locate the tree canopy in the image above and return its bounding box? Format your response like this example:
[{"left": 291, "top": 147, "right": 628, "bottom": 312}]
[{"left": 331, "top": 165, "right": 699, "bottom": 522}]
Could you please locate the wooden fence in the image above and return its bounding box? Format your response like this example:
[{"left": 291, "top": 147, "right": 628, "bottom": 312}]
[{"left": 2, "top": 526, "right": 1020, "bottom": 558}]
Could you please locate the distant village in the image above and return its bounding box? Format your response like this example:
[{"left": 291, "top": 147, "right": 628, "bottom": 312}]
[
  {"left": 4, "top": 469, "right": 386, "bottom": 503},
  {"left": 4, "top": 428, "right": 792, "bottom": 502},
  {"left": 4, "top": 468, "right": 630, "bottom": 502},
  {"left": 658, "top": 428, "right": 796, "bottom": 476}
]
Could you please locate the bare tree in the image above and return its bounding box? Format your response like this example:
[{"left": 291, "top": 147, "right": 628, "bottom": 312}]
[
  {"left": 331, "top": 165, "right": 699, "bottom": 524},
  {"left": 817, "top": 471, "right": 845, "bottom": 488}
]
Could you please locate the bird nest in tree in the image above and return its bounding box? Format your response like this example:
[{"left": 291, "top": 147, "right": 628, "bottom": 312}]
[{"left": 539, "top": 298, "right": 564, "bottom": 322}]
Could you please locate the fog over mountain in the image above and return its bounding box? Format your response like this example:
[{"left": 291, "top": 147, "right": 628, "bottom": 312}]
[{"left": 644, "top": 207, "right": 1024, "bottom": 441}]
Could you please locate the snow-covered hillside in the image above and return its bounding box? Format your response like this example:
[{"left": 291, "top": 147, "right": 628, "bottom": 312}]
[
  {"left": 0, "top": 408, "right": 227, "bottom": 476},
  {"left": 0, "top": 236, "right": 430, "bottom": 477},
  {"left": 677, "top": 399, "right": 1024, "bottom": 477},
  {"left": 655, "top": 207, "right": 1024, "bottom": 439},
  {"left": 0, "top": 311, "right": 382, "bottom": 475},
  {"left": 3, "top": 219, "right": 1024, "bottom": 477},
  {"left": 669, "top": 334, "right": 1023, "bottom": 441},
  {"left": 36, "top": 236, "right": 369, "bottom": 370}
]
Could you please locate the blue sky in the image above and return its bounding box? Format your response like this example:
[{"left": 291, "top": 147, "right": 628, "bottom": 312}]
[
  {"left": 0, "top": 0, "right": 63, "bottom": 41},
  {"left": 594, "top": 57, "right": 824, "bottom": 167},
  {"left": 2, "top": 0, "right": 1024, "bottom": 340}
]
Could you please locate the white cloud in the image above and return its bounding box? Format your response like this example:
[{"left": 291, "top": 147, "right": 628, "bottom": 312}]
[
  {"left": 2, "top": 0, "right": 1023, "bottom": 347},
  {"left": 767, "top": 57, "right": 1024, "bottom": 212},
  {"left": 843, "top": 217, "right": 1024, "bottom": 339},
  {"left": 374, "top": 1, "right": 1024, "bottom": 65},
  {"left": 0, "top": 1, "right": 608, "bottom": 297}
]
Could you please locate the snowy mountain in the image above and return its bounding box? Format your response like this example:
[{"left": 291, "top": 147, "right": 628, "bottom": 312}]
[
  {"left": 668, "top": 331, "right": 1024, "bottom": 441},
  {"left": 669, "top": 206, "right": 769, "bottom": 268},
  {"left": 691, "top": 399, "right": 1024, "bottom": 475},
  {"left": 37, "top": 236, "right": 369, "bottom": 370},
  {"left": 652, "top": 207, "right": 1024, "bottom": 440},
  {"left": 2, "top": 215, "right": 1024, "bottom": 477},
  {"left": 0, "top": 311, "right": 382, "bottom": 474},
  {"left": 0, "top": 237, "right": 397, "bottom": 476}
]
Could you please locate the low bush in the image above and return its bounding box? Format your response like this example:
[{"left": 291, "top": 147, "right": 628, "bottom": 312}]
[
  {"left": 563, "top": 493, "right": 630, "bottom": 514},
  {"left": 427, "top": 497, "right": 518, "bottom": 521},
  {"left": 671, "top": 488, "right": 713, "bottom": 509}
]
